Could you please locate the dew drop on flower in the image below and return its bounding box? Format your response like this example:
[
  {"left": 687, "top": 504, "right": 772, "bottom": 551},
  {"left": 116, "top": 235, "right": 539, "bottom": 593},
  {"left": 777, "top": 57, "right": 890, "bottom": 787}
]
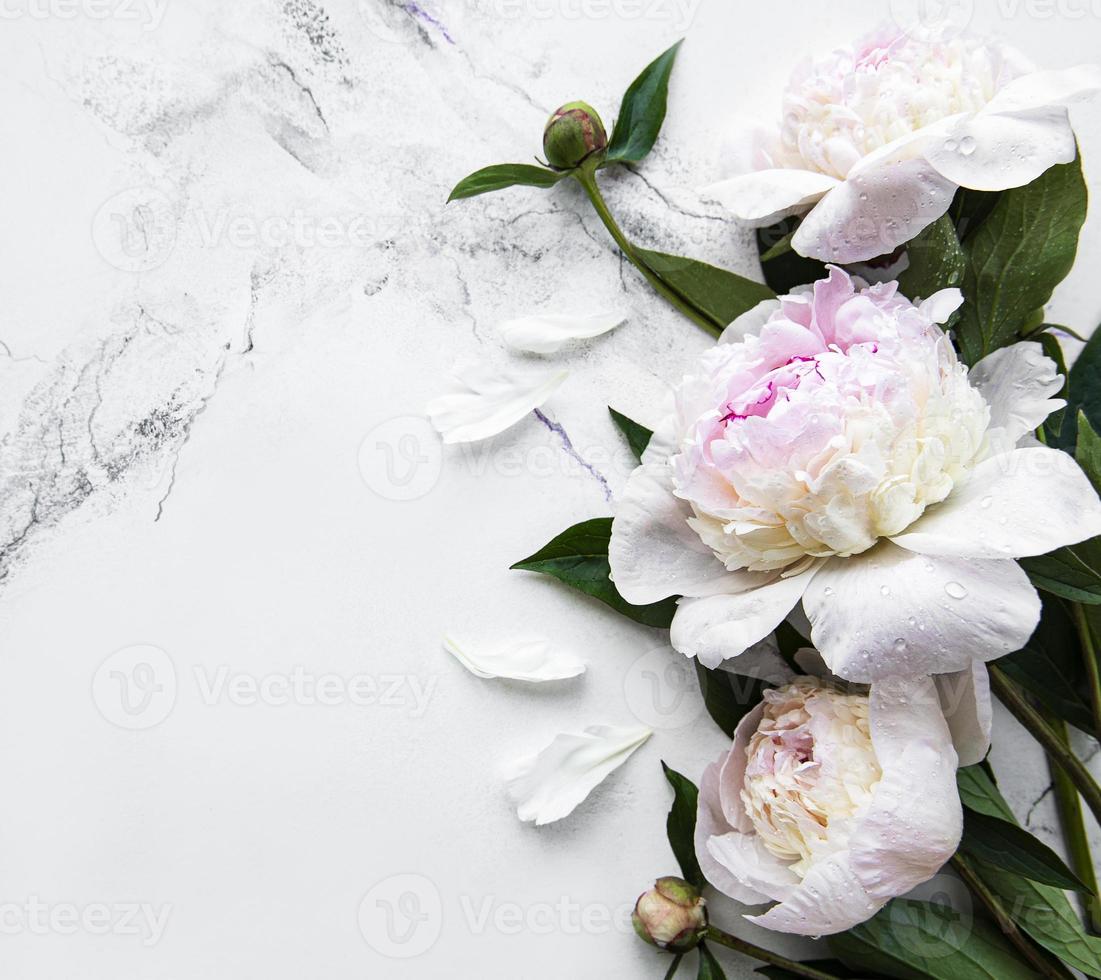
[
  {"left": 944, "top": 581, "right": 968, "bottom": 599},
  {"left": 959, "top": 135, "right": 977, "bottom": 156},
  {"left": 979, "top": 495, "right": 993, "bottom": 509}
]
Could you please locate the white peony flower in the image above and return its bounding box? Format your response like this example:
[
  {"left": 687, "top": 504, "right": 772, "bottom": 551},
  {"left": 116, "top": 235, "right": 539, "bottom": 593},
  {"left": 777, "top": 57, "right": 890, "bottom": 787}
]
[
  {"left": 696, "top": 672, "right": 967, "bottom": 935},
  {"left": 609, "top": 267, "right": 1101, "bottom": 681},
  {"left": 704, "top": 25, "right": 1101, "bottom": 262}
]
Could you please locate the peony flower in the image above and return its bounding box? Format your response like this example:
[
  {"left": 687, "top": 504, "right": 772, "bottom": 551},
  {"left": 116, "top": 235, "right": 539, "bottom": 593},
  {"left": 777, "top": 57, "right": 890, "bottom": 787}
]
[
  {"left": 609, "top": 267, "right": 1101, "bottom": 681},
  {"left": 704, "top": 25, "right": 1101, "bottom": 262},
  {"left": 696, "top": 672, "right": 964, "bottom": 935},
  {"left": 632, "top": 877, "right": 708, "bottom": 952}
]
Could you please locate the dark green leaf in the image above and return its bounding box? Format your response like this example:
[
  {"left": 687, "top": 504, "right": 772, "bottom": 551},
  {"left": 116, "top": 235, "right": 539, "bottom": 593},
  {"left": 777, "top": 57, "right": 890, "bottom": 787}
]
[
  {"left": 756, "top": 219, "right": 829, "bottom": 294},
  {"left": 1055, "top": 322, "right": 1101, "bottom": 450},
  {"left": 954, "top": 156, "right": 1087, "bottom": 365},
  {"left": 606, "top": 40, "right": 683, "bottom": 163},
  {"left": 1021, "top": 543, "right": 1101, "bottom": 604},
  {"left": 961, "top": 809, "right": 1092, "bottom": 892},
  {"left": 448, "top": 163, "right": 564, "bottom": 202},
  {"left": 637, "top": 248, "right": 775, "bottom": 330},
  {"left": 950, "top": 188, "right": 1003, "bottom": 241},
  {"left": 609, "top": 407, "right": 653, "bottom": 464},
  {"left": 1039, "top": 332, "right": 1069, "bottom": 442},
  {"left": 661, "top": 762, "right": 703, "bottom": 888},
  {"left": 1077, "top": 412, "right": 1101, "bottom": 494},
  {"left": 829, "top": 899, "right": 1040, "bottom": 980},
  {"left": 511, "top": 518, "right": 676, "bottom": 628},
  {"left": 696, "top": 944, "right": 727, "bottom": 980},
  {"left": 957, "top": 763, "right": 1015, "bottom": 821},
  {"left": 898, "top": 215, "right": 965, "bottom": 305},
  {"left": 694, "top": 661, "right": 767, "bottom": 738},
  {"left": 773, "top": 620, "right": 805, "bottom": 671}
]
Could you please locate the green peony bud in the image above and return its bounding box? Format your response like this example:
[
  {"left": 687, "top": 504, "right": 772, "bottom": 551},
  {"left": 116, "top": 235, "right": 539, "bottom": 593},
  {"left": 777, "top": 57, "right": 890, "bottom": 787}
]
[
  {"left": 543, "top": 101, "right": 607, "bottom": 170},
  {"left": 632, "top": 877, "right": 708, "bottom": 953}
]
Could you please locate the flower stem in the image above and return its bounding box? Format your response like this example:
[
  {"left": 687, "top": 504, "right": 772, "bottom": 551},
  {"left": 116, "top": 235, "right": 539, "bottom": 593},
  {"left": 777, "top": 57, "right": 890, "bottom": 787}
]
[
  {"left": 572, "top": 163, "right": 722, "bottom": 337},
  {"left": 703, "top": 925, "right": 842, "bottom": 980},
  {"left": 661, "top": 953, "right": 683, "bottom": 980},
  {"left": 1072, "top": 602, "right": 1101, "bottom": 742},
  {"left": 951, "top": 853, "right": 1073, "bottom": 979},
  {"left": 989, "top": 665, "right": 1101, "bottom": 827}
]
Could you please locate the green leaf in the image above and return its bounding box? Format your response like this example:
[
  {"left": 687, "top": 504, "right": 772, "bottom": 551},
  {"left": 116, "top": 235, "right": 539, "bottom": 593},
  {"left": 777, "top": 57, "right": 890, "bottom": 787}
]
[
  {"left": 447, "top": 163, "right": 564, "bottom": 202},
  {"left": 997, "top": 599, "right": 1097, "bottom": 737},
  {"left": 1021, "top": 543, "right": 1101, "bottom": 604},
  {"left": 636, "top": 248, "right": 775, "bottom": 330},
  {"left": 898, "top": 214, "right": 965, "bottom": 305},
  {"left": 609, "top": 407, "right": 653, "bottom": 464},
  {"left": 606, "top": 40, "right": 683, "bottom": 163},
  {"left": 756, "top": 219, "right": 828, "bottom": 294},
  {"left": 1057, "top": 323, "right": 1101, "bottom": 450},
  {"left": 957, "top": 763, "right": 1015, "bottom": 821},
  {"left": 694, "top": 661, "right": 767, "bottom": 738},
  {"left": 954, "top": 156, "right": 1087, "bottom": 365},
  {"left": 961, "top": 809, "right": 1092, "bottom": 892},
  {"left": 511, "top": 518, "right": 676, "bottom": 628},
  {"left": 1039, "top": 331, "right": 1069, "bottom": 442},
  {"left": 696, "top": 944, "right": 727, "bottom": 980},
  {"left": 950, "top": 188, "right": 1003, "bottom": 241},
  {"left": 1077, "top": 412, "right": 1101, "bottom": 494},
  {"left": 829, "top": 899, "right": 1039, "bottom": 980},
  {"left": 661, "top": 762, "right": 703, "bottom": 888}
]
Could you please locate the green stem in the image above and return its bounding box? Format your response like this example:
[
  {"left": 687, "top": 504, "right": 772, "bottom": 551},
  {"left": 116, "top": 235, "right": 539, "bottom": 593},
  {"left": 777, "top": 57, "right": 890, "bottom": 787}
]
[
  {"left": 703, "top": 925, "right": 842, "bottom": 980},
  {"left": 952, "top": 854, "right": 1073, "bottom": 979},
  {"left": 572, "top": 163, "right": 722, "bottom": 337},
  {"left": 1072, "top": 603, "right": 1101, "bottom": 742},
  {"left": 1045, "top": 713, "right": 1101, "bottom": 933},
  {"left": 661, "top": 953, "right": 683, "bottom": 980},
  {"left": 990, "top": 665, "right": 1101, "bottom": 828}
]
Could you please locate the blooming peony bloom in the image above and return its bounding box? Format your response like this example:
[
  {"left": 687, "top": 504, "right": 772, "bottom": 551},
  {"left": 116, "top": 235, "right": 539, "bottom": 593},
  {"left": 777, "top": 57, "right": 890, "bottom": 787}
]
[
  {"left": 609, "top": 267, "right": 1101, "bottom": 681},
  {"left": 696, "top": 672, "right": 964, "bottom": 935},
  {"left": 704, "top": 25, "right": 1101, "bottom": 262}
]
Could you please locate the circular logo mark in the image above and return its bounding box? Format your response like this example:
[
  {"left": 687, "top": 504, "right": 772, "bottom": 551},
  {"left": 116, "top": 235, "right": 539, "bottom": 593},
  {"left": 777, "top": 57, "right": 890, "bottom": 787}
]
[
  {"left": 358, "top": 873, "right": 442, "bottom": 958},
  {"left": 92, "top": 644, "right": 177, "bottom": 730},
  {"left": 624, "top": 645, "right": 703, "bottom": 731},
  {"left": 358, "top": 416, "right": 443, "bottom": 501},
  {"left": 891, "top": 874, "right": 973, "bottom": 959},
  {"left": 91, "top": 188, "right": 177, "bottom": 273},
  {"left": 888, "top": 0, "right": 974, "bottom": 41}
]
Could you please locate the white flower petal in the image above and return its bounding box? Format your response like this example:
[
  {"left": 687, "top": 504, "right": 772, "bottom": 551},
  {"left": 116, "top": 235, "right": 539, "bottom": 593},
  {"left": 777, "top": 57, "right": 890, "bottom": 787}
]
[
  {"left": 924, "top": 106, "right": 1076, "bottom": 192},
  {"left": 986, "top": 64, "right": 1101, "bottom": 114},
  {"left": 718, "top": 703, "right": 767, "bottom": 833},
  {"left": 426, "top": 365, "right": 567, "bottom": 444},
  {"left": 498, "top": 311, "right": 626, "bottom": 354},
  {"left": 702, "top": 169, "right": 839, "bottom": 226},
  {"left": 505, "top": 724, "right": 651, "bottom": 825},
  {"left": 918, "top": 288, "right": 964, "bottom": 324},
  {"left": 936, "top": 663, "right": 993, "bottom": 767},
  {"left": 609, "top": 463, "right": 737, "bottom": 604},
  {"left": 670, "top": 566, "right": 819, "bottom": 669},
  {"left": 891, "top": 446, "right": 1101, "bottom": 560},
  {"left": 970, "top": 342, "right": 1065, "bottom": 450},
  {"left": 719, "top": 299, "right": 781, "bottom": 344},
  {"left": 745, "top": 852, "right": 883, "bottom": 937},
  {"left": 805, "top": 545, "right": 1040, "bottom": 682},
  {"left": 867, "top": 674, "right": 955, "bottom": 771},
  {"left": 707, "top": 832, "right": 801, "bottom": 905},
  {"left": 792, "top": 156, "right": 956, "bottom": 263},
  {"left": 443, "top": 635, "right": 585, "bottom": 682}
]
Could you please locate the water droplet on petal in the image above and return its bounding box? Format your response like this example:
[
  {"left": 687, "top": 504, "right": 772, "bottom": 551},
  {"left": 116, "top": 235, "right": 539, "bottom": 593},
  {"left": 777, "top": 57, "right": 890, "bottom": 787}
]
[{"left": 945, "top": 581, "right": 968, "bottom": 600}]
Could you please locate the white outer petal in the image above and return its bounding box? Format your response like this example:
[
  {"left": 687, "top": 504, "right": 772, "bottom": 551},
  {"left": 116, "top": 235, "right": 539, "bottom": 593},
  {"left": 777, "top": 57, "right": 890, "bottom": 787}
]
[
  {"left": 671, "top": 566, "right": 819, "bottom": 669},
  {"left": 498, "top": 311, "right": 626, "bottom": 354},
  {"left": 918, "top": 289, "right": 964, "bottom": 325},
  {"left": 970, "top": 341, "right": 1065, "bottom": 450},
  {"left": 425, "top": 365, "right": 567, "bottom": 444},
  {"left": 719, "top": 299, "right": 780, "bottom": 344},
  {"left": 608, "top": 463, "right": 735, "bottom": 604},
  {"left": 986, "top": 64, "right": 1101, "bottom": 114},
  {"left": 707, "top": 832, "right": 801, "bottom": 905},
  {"left": 442, "top": 635, "right": 585, "bottom": 682},
  {"left": 804, "top": 545, "right": 1041, "bottom": 682},
  {"left": 891, "top": 447, "right": 1101, "bottom": 560},
  {"left": 702, "top": 169, "right": 840, "bottom": 225},
  {"left": 936, "top": 663, "right": 993, "bottom": 767}
]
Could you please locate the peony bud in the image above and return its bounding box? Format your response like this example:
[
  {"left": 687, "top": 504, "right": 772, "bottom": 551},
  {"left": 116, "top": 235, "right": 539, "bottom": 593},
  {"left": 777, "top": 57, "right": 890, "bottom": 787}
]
[
  {"left": 542, "top": 101, "right": 607, "bottom": 170},
  {"left": 632, "top": 876, "right": 707, "bottom": 953}
]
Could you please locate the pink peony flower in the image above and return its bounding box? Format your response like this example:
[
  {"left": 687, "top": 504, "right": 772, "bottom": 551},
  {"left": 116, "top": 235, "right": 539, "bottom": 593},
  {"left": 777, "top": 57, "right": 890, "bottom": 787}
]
[
  {"left": 609, "top": 267, "right": 1101, "bottom": 681},
  {"left": 704, "top": 25, "right": 1101, "bottom": 262}
]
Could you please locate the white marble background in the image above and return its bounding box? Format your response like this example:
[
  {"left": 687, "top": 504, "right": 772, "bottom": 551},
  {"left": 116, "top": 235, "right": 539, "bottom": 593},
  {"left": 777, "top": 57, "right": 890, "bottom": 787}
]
[{"left": 2, "top": 0, "right": 1101, "bottom": 976}]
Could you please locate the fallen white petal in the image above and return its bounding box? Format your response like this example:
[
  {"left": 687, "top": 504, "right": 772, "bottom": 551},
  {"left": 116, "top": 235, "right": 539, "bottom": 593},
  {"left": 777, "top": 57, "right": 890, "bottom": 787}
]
[
  {"left": 498, "top": 312, "right": 626, "bottom": 354},
  {"left": 425, "top": 365, "right": 567, "bottom": 444},
  {"left": 505, "top": 724, "right": 651, "bottom": 825},
  {"left": 443, "top": 635, "right": 585, "bottom": 682}
]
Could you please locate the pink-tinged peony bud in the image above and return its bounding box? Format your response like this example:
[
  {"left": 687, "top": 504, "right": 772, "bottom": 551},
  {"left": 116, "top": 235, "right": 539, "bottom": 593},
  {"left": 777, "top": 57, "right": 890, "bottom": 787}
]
[
  {"left": 631, "top": 876, "right": 707, "bottom": 953},
  {"left": 543, "top": 101, "right": 607, "bottom": 170}
]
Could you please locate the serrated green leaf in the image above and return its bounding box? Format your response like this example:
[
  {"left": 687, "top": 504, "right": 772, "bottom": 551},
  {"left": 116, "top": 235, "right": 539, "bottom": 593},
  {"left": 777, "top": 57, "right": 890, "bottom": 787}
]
[
  {"left": 694, "top": 661, "right": 767, "bottom": 739},
  {"left": 898, "top": 214, "right": 966, "bottom": 305},
  {"left": 609, "top": 407, "right": 653, "bottom": 464},
  {"left": 606, "top": 40, "right": 683, "bottom": 163},
  {"left": 696, "top": 944, "right": 727, "bottom": 980},
  {"left": 961, "top": 809, "right": 1092, "bottom": 892},
  {"left": 954, "top": 157, "right": 1087, "bottom": 365},
  {"left": 636, "top": 248, "right": 775, "bottom": 330},
  {"left": 829, "top": 899, "right": 1039, "bottom": 980},
  {"left": 661, "top": 762, "right": 703, "bottom": 888},
  {"left": 448, "top": 163, "right": 564, "bottom": 202},
  {"left": 1021, "top": 543, "right": 1101, "bottom": 604},
  {"left": 510, "top": 518, "right": 676, "bottom": 628}
]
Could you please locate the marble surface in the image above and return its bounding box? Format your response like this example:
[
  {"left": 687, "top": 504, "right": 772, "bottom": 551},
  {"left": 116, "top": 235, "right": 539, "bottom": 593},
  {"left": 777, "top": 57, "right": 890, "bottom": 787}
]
[{"left": 2, "top": 1, "right": 1101, "bottom": 976}]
